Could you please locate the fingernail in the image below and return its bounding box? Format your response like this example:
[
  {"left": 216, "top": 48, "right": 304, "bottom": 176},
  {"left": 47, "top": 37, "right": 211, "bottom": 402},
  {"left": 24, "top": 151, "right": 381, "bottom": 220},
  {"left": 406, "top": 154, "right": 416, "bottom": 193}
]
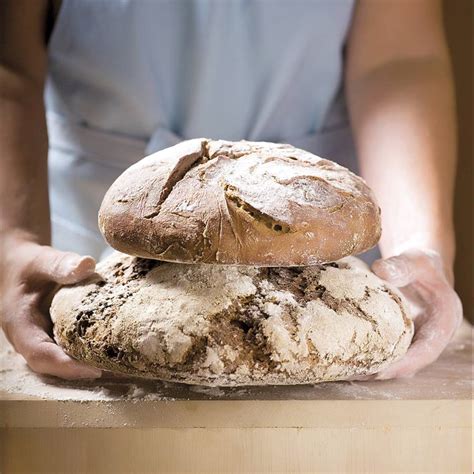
[
  {"left": 62, "top": 254, "right": 82, "bottom": 272},
  {"left": 373, "top": 260, "right": 396, "bottom": 279},
  {"left": 69, "top": 256, "right": 95, "bottom": 276},
  {"left": 374, "top": 369, "right": 393, "bottom": 380}
]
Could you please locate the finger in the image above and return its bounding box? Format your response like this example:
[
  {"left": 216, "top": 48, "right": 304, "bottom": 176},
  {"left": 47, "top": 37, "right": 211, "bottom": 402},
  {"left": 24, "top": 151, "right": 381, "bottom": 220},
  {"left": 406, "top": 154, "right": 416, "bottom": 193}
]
[
  {"left": 375, "top": 289, "right": 462, "bottom": 379},
  {"left": 372, "top": 254, "right": 416, "bottom": 287},
  {"left": 397, "top": 285, "right": 425, "bottom": 320},
  {"left": 25, "top": 339, "right": 102, "bottom": 380},
  {"left": 346, "top": 374, "right": 375, "bottom": 382},
  {"left": 372, "top": 249, "right": 444, "bottom": 288},
  {"left": 10, "top": 311, "right": 101, "bottom": 380},
  {"left": 375, "top": 337, "right": 439, "bottom": 380},
  {"left": 31, "top": 247, "right": 96, "bottom": 285}
]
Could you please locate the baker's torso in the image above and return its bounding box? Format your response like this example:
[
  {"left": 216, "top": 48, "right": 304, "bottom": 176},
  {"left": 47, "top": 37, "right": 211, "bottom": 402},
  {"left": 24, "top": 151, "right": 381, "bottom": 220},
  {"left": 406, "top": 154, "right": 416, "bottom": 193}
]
[{"left": 45, "top": 0, "right": 359, "bottom": 258}]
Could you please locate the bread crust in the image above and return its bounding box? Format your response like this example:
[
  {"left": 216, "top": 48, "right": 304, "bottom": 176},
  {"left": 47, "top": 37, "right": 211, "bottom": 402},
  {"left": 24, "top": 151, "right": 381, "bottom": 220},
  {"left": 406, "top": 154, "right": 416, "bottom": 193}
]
[
  {"left": 98, "top": 139, "right": 381, "bottom": 265},
  {"left": 51, "top": 253, "right": 413, "bottom": 386}
]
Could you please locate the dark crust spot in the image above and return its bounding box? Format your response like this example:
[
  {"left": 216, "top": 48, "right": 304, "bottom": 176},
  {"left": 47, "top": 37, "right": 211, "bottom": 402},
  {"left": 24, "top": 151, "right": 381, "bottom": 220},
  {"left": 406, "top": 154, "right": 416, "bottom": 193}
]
[
  {"left": 204, "top": 294, "right": 278, "bottom": 374},
  {"left": 260, "top": 264, "right": 379, "bottom": 330},
  {"left": 76, "top": 311, "right": 94, "bottom": 337},
  {"left": 105, "top": 345, "right": 125, "bottom": 360},
  {"left": 69, "top": 257, "right": 161, "bottom": 355},
  {"left": 260, "top": 267, "right": 325, "bottom": 304}
]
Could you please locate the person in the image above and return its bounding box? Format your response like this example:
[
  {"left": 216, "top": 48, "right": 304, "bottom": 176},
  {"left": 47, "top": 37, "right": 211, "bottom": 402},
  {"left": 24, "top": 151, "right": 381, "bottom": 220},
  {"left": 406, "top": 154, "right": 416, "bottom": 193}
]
[{"left": 0, "top": 0, "right": 462, "bottom": 380}]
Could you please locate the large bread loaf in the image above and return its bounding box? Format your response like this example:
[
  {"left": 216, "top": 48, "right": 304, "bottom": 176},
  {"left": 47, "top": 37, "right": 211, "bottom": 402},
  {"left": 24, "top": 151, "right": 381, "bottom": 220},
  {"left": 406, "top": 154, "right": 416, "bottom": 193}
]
[
  {"left": 51, "top": 253, "right": 413, "bottom": 386},
  {"left": 98, "top": 139, "right": 381, "bottom": 265}
]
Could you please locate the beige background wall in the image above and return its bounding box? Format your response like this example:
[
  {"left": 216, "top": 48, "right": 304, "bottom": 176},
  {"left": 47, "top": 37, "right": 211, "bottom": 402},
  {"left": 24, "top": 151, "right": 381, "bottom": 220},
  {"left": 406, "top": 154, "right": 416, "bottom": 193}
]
[{"left": 444, "top": 0, "right": 473, "bottom": 322}]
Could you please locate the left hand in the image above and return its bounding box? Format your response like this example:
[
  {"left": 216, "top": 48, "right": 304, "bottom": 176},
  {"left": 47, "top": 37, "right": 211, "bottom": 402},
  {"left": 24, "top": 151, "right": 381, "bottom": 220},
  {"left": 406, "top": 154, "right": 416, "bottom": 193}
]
[{"left": 370, "top": 248, "right": 463, "bottom": 379}]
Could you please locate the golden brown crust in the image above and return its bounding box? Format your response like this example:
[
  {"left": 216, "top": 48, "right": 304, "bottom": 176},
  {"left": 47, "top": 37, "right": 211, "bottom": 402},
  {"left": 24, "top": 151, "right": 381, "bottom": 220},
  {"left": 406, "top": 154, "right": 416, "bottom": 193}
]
[{"left": 98, "top": 139, "right": 381, "bottom": 265}]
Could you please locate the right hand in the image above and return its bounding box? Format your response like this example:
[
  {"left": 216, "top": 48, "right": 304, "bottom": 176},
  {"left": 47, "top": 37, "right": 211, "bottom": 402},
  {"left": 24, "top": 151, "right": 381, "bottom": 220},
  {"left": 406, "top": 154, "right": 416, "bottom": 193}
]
[
  {"left": 1, "top": 235, "right": 102, "bottom": 379},
  {"left": 370, "top": 249, "right": 462, "bottom": 379}
]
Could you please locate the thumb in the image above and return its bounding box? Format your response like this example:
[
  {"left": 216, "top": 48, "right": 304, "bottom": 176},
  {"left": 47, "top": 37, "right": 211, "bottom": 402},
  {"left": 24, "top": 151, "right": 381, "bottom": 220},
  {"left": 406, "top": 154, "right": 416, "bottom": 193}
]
[
  {"left": 372, "top": 254, "right": 415, "bottom": 287},
  {"left": 32, "top": 247, "right": 96, "bottom": 285}
]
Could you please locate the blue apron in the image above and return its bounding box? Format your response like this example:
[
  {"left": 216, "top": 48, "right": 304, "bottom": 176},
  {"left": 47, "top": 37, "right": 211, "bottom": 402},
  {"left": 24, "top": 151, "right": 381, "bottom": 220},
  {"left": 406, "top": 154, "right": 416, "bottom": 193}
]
[{"left": 46, "top": 0, "right": 379, "bottom": 261}]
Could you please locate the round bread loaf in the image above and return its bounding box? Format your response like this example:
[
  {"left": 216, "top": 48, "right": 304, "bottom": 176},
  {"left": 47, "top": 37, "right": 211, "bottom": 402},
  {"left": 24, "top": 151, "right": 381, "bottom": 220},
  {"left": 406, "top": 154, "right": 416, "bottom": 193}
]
[
  {"left": 98, "top": 139, "right": 381, "bottom": 265},
  {"left": 51, "top": 252, "right": 413, "bottom": 386}
]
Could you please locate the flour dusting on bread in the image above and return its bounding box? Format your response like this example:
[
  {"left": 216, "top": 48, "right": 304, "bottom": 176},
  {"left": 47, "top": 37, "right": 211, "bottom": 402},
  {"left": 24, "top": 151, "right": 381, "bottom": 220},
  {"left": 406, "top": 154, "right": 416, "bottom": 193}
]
[
  {"left": 51, "top": 252, "right": 413, "bottom": 386},
  {"left": 98, "top": 139, "right": 381, "bottom": 266}
]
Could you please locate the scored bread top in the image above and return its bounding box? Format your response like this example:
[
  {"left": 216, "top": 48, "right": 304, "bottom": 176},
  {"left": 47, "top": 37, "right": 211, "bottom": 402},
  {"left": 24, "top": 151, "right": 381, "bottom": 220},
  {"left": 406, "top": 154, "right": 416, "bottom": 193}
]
[{"left": 98, "top": 139, "right": 381, "bottom": 265}]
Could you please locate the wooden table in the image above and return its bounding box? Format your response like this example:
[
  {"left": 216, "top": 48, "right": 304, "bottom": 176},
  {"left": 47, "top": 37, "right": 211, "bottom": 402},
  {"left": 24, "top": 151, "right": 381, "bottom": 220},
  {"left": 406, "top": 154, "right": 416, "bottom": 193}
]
[{"left": 1, "top": 323, "right": 472, "bottom": 473}]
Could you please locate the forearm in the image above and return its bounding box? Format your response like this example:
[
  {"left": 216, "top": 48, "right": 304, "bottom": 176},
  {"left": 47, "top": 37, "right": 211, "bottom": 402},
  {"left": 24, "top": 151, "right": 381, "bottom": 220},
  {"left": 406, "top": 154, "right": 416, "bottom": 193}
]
[
  {"left": 0, "top": 70, "right": 50, "bottom": 245},
  {"left": 0, "top": 0, "right": 50, "bottom": 246},
  {"left": 347, "top": 56, "right": 457, "bottom": 273}
]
